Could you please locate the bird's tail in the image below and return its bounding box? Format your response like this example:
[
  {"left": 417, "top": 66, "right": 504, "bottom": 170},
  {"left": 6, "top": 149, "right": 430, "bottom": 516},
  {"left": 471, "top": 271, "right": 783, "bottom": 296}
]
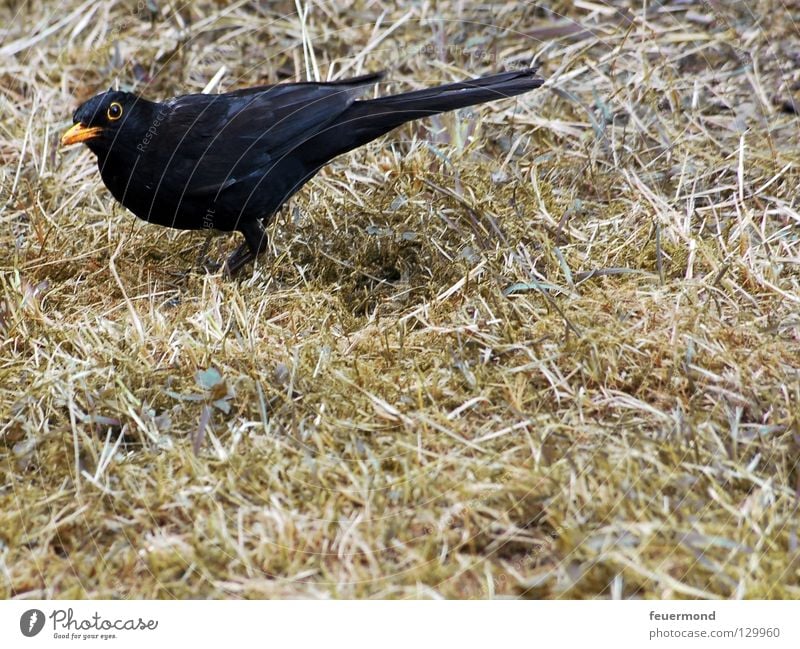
[{"left": 344, "top": 67, "right": 543, "bottom": 137}]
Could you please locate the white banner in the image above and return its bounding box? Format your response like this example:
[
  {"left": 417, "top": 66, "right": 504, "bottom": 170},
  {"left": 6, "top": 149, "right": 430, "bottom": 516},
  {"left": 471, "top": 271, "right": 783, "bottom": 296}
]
[{"left": 1, "top": 600, "right": 796, "bottom": 648}]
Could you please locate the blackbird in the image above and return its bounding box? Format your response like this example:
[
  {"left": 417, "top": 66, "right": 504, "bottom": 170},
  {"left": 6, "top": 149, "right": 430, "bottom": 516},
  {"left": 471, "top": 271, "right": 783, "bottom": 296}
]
[{"left": 62, "top": 68, "right": 544, "bottom": 273}]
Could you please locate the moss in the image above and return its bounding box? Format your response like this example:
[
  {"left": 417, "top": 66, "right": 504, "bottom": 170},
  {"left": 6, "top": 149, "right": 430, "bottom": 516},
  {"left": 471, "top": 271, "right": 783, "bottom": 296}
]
[{"left": 1, "top": 0, "right": 799, "bottom": 600}]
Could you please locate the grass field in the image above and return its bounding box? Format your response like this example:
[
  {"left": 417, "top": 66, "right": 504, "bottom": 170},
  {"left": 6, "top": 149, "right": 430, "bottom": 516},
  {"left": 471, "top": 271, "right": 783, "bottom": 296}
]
[{"left": 1, "top": 0, "right": 799, "bottom": 599}]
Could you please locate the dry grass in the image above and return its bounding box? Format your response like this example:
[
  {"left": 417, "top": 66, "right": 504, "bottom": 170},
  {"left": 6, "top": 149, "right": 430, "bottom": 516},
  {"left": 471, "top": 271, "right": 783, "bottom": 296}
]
[{"left": 1, "top": 0, "right": 799, "bottom": 599}]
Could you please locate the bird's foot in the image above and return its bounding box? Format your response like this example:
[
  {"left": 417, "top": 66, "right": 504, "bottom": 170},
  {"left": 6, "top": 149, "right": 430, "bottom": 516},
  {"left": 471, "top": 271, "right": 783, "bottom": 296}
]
[
  {"left": 224, "top": 242, "right": 255, "bottom": 276},
  {"left": 201, "top": 258, "right": 223, "bottom": 273},
  {"left": 225, "top": 220, "right": 269, "bottom": 276},
  {"left": 194, "top": 231, "right": 224, "bottom": 274}
]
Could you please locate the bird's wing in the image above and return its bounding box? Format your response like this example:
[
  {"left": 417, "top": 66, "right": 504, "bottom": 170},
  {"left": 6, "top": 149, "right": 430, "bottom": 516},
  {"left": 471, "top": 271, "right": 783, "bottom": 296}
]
[{"left": 151, "top": 77, "right": 382, "bottom": 199}]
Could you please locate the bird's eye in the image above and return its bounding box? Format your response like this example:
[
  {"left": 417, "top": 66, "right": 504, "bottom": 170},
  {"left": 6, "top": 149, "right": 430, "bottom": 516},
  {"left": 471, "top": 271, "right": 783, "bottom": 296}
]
[{"left": 107, "top": 102, "right": 123, "bottom": 121}]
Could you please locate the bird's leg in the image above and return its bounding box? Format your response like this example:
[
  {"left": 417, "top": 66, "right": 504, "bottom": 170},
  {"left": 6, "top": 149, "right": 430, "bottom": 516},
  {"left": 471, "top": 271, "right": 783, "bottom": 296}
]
[
  {"left": 195, "top": 229, "right": 222, "bottom": 272},
  {"left": 224, "top": 242, "right": 253, "bottom": 276},
  {"left": 225, "top": 219, "right": 269, "bottom": 275}
]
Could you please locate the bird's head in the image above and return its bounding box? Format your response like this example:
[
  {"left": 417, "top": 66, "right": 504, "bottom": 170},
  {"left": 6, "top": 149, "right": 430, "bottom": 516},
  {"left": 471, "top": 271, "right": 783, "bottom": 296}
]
[{"left": 61, "top": 89, "right": 145, "bottom": 154}]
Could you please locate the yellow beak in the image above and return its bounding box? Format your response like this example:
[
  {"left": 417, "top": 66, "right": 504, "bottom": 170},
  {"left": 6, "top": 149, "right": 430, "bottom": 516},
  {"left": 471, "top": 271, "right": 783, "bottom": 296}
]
[{"left": 61, "top": 123, "right": 104, "bottom": 146}]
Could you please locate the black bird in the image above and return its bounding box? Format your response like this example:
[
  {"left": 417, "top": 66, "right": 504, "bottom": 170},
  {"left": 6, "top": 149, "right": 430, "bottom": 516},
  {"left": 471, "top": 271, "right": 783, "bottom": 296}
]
[{"left": 62, "top": 68, "right": 544, "bottom": 273}]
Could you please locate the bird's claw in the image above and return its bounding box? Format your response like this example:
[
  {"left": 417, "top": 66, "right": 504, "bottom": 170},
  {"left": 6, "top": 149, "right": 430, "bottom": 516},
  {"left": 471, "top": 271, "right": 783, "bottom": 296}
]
[
  {"left": 224, "top": 242, "right": 255, "bottom": 276},
  {"left": 201, "top": 258, "right": 223, "bottom": 274}
]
